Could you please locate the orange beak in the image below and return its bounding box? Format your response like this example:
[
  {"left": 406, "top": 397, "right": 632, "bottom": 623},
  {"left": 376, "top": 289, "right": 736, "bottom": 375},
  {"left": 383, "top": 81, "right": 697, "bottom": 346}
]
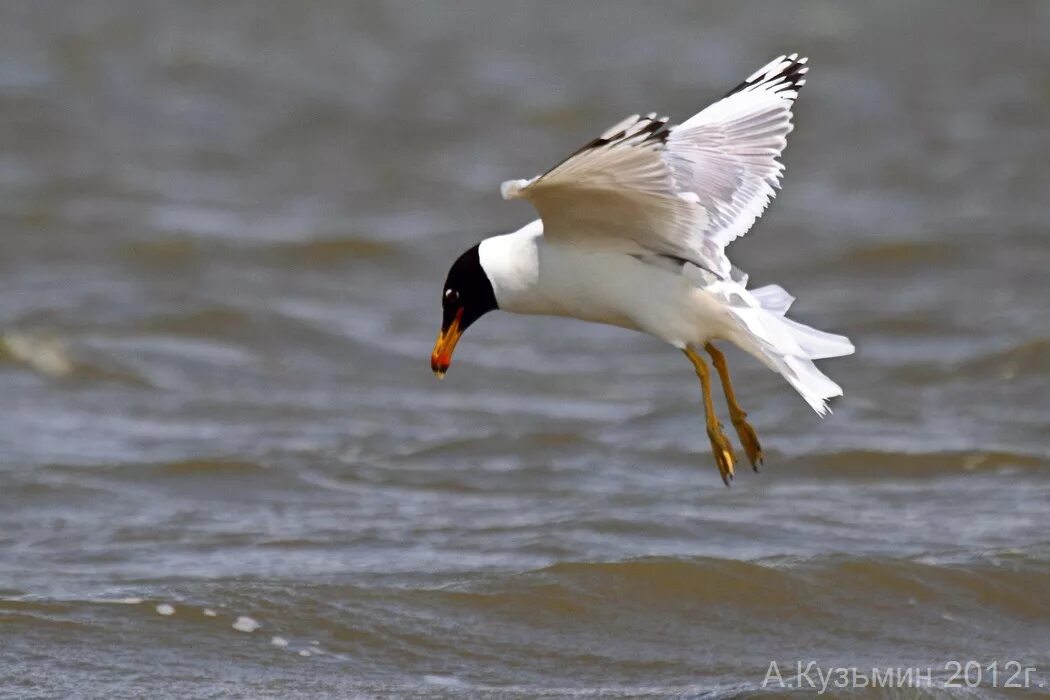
[{"left": 430, "top": 308, "right": 464, "bottom": 378}]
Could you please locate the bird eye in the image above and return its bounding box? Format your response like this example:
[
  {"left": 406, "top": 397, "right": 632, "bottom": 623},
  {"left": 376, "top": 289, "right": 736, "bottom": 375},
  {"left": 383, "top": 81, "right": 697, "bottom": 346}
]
[{"left": 444, "top": 289, "right": 459, "bottom": 304}]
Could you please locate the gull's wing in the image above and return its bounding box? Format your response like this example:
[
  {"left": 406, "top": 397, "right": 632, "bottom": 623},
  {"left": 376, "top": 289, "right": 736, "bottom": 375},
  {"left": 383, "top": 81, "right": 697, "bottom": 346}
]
[{"left": 501, "top": 54, "right": 808, "bottom": 278}]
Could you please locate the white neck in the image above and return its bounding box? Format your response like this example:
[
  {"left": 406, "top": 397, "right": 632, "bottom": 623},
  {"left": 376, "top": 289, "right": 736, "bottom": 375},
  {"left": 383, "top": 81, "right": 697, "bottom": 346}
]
[{"left": 477, "top": 220, "right": 545, "bottom": 314}]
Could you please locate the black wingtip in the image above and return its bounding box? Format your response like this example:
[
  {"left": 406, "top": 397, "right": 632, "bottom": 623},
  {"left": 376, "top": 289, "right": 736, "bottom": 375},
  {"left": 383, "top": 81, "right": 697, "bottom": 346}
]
[
  {"left": 724, "top": 54, "right": 809, "bottom": 99},
  {"left": 559, "top": 113, "right": 670, "bottom": 165}
]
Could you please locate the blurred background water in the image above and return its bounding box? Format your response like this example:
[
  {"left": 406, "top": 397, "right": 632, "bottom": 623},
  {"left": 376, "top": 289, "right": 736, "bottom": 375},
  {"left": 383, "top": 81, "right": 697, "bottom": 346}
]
[{"left": 1, "top": 1, "right": 1048, "bottom": 697}]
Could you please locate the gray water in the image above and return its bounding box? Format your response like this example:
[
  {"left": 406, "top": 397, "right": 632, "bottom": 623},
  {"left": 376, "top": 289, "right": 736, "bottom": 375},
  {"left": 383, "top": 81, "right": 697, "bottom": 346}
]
[{"left": 1, "top": 2, "right": 1048, "bottom": 698}]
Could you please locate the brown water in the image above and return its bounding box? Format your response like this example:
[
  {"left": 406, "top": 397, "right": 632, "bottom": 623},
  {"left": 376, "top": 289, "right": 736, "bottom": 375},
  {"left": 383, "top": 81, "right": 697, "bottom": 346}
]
[{"left": 1, "top": 2, "right": 1048, "bottom": 698}]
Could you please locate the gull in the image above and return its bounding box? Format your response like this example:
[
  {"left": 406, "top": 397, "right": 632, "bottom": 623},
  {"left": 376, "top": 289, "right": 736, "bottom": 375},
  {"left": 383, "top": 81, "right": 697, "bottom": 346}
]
[{"left": 430, "top": 54, "right": 854, "bottom": 485}]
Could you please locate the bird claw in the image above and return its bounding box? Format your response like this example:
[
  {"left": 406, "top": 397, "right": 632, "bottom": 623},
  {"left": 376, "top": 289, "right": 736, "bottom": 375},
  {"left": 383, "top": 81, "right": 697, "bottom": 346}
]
[
  {"left": 707, "top": 424, "right": 736, "bottom": 486},
  {"left": 731, "top": 414, "right": 764, "bottom": 472}
]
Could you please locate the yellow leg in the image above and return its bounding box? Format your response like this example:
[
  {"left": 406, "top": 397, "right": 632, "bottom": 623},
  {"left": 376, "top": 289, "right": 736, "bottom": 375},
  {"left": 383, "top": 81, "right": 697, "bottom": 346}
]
[
  {"left": 705, "top": 342, "right": 764, "bottom": 471},
  {"left": 682, "top": 347, "right": 736, "bottom": 486}
]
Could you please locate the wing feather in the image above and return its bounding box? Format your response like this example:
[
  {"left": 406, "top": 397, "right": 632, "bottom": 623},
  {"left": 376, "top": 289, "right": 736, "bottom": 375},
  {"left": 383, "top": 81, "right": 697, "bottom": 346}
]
[{"left": 502, "top": 54, "right": 809, "bottom": 278}]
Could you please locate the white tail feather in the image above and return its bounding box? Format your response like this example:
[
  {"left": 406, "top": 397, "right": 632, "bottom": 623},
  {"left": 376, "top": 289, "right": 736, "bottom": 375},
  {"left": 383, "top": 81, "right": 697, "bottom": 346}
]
[
  {"left": 750, "top": 284, "right": 794, "bottom": 315},
  {"left": 773, "top": 354, "right": 843, "bottom": 416},
  {"left": 776, "top": 316, "right": 854, "bottom": 360},
  {"left": 707, "top": 280, "right": 853, "bottom": 415}
]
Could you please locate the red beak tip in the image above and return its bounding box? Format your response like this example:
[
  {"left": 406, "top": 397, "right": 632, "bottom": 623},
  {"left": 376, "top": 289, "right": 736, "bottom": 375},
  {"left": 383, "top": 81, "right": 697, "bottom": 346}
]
[{"left": 431, "top": 355, "right": 450, "bottom": 377}]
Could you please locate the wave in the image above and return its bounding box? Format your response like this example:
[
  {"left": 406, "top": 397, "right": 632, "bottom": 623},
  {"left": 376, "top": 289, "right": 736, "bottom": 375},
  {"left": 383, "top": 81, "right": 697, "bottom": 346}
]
[
  {"left": 830, "top": 240, "right": 954, "bottom": 267},
  {"left": 5, "top": 553, "right": 1048, "bottom": 697},
  {"left": 39, "top": 457, "right": 275, "bottom": 481},
  {"left": 463, "top": 554, "right": 1050, "bottom": 615},
  {"left": 116, "top": 234, "right": 402, "bottom": 269},
  {"left": 957, "top": 337, "right": 1050, "bottom": 376},
  {"left": 253, "top": 237, "right": 402, "bottom": 266},
  {"left": 13, "top": 553, "right": 1049, "bottom": 630},
  {"left": 139, "top": 308, "right": 257, "bottom": 338},
  {"left": 0, "top": 331, "right": 151, "bottom": 386},
  {"left": 884, "top": 337, "right": 1050, "bottom": 385},
  {"left": 783, "top": 449, "right": 1046, "bottom": 477}
]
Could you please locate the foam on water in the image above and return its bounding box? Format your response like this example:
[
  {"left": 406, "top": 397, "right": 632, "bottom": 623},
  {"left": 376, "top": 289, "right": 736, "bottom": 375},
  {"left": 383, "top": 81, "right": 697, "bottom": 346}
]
[{"left": 232, "top": 616, "right": 261, "bottom": 633}]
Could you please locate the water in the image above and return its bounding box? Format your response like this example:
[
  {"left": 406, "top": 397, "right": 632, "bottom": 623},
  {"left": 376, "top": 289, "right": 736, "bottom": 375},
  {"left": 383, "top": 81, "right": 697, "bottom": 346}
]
[{"left": 1, "top": 2, "right": 1048, "bottom": 697}]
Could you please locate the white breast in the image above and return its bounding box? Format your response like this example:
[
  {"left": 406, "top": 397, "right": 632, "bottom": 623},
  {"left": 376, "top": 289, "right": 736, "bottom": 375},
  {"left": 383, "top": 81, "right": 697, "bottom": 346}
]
[{"left": 478, "top": 220, "right": 730, "bottom": 347}]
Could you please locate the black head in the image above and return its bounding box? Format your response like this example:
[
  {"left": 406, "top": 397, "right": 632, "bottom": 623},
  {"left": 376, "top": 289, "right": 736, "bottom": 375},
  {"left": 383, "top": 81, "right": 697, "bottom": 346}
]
[{"left": 431, "top": 244, "right": 498, "bottom": 376}]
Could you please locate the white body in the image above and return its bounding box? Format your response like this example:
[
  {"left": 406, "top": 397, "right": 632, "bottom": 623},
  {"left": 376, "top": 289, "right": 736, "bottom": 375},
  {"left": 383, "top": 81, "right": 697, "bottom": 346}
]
[
  {"left": 481, "top": 220, "right": 731, "bottom": 346},
  {"left": 480, "top": 220, "right": 854, "bottom": 415}
]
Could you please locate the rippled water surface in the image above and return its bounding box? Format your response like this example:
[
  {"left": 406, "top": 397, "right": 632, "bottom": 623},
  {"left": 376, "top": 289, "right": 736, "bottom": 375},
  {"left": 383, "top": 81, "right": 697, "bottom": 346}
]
[{"left": 2, "top": 2, "right": 1048, "bottom": 697}]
